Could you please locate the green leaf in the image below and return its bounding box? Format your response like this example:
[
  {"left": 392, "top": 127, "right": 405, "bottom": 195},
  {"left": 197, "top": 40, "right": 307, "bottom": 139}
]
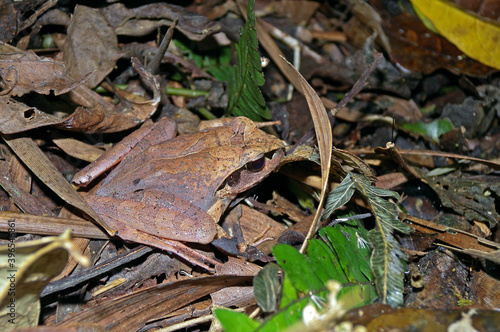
[
  {"left": 307, "top": 239, "right": 348, "bottom": 284},
  {"left": 401, "top": 119, "right": 454, "bottom": 142},
  {"left": 214, "top": 309, "right": 259, "bottom": 332},
  {"left": 322, "top": 171, "right": 412, "bottom": 306},
  {"left": 321, "top": 227, "right": 372, "bottom": 283},
  {"left": 272, "top": 244, "right": 324, "bottom": 292},
  {"left": 259, "top": 299, "right": 309, "bottom": 332},
  {"left": 225, "top": 0, "right": 271, "bottom": 120},
  {"left": 280, "top": 275, "right": 299, "bottom": 308},
  {"left": 235, "top": 215, "right": 379, "bottom": 331}
]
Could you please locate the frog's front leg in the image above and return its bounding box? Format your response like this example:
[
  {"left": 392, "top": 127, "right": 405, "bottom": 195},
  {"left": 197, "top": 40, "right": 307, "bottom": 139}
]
[{"left": 73, "top": 117, "right": 176, "bottom": 186}]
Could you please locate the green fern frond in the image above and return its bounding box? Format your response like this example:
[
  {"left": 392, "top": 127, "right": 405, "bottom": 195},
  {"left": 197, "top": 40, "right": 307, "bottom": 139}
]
[
  {"left": 225, "top": 0, "right": 271, "bottom": 120},
  {"left": 323, "top": 172, "right": 413, "bottom": 307}
]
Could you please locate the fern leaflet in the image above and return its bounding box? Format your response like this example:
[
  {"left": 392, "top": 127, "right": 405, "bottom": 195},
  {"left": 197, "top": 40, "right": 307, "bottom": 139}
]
[
  {"left": 323, "top": 172, "right": 413, "bottom": 306},
  {"left": 225, "top": 0, "right": 271, "bottom": 120}
]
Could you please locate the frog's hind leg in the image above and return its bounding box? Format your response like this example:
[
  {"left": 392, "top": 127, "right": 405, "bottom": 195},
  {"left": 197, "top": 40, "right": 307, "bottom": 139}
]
[{"left": 117, "top": 225, "right": 221, "bottom": 272}]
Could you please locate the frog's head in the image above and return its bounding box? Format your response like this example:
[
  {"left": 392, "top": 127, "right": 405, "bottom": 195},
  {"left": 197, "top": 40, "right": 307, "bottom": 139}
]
[{"left": 215, "top": 117, "right": 285, "bottom": 199}]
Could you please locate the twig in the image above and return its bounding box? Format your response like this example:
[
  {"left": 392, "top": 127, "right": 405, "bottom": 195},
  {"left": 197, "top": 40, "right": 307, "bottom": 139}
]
[
  {"left": 288, "top": 52, "right": 383, "bottom": 155},
  {"left": 148, "top": 18, "right": 178, "bottom": 75}
]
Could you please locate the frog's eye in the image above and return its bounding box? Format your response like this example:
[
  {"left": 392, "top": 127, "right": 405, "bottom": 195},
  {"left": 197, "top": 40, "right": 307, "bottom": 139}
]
[
  {"left": 226, "top": 170, "right": 241, "bottom": 187},
  {"left": 246, "top": 155, "right": 265, "bottom": 172}
]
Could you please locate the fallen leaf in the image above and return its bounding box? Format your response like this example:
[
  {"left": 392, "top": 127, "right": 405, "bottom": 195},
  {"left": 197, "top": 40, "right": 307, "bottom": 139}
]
[
  {"left": 0, "top": 230, "right": 89, "bottom": 330},
  {"left": 370, "top": 0, "right": 495, "bottom": 76},
  {"left": 57, "top": 275, "right": 252, "bottom": 331},
  {"left": 0, "top": 96, "right": 62, "bottom": 134},
  {"left": 0, "top": 161, "right": 53, "bottom": 216},
  {"left": 57, "top": 58, "right": 161, "bottom": 133},
  {"left": 410, "top": 0, "right": 500, "bottom": 70},
  {"left": 279, "top": 57, "right": 332, "bottom": 254},
  {"left": 63, "top": 5, "right": 123, "bottom": 89},
  {"left": 101, "top": 3, "right": 220, "bottom": 41},
  {"left": 0, "top": 51, "right": 89, "bottom": 97}
]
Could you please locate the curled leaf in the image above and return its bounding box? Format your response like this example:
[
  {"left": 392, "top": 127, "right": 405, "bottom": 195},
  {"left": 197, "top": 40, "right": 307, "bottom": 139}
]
[{"left": 0, "top": 230, "right": 88, "bottom": 329}]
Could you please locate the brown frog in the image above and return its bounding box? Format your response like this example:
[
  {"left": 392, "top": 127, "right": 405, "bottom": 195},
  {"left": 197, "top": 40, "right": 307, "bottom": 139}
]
[{"left": 73, "top": 116, "right": 284, "bottom": 270}]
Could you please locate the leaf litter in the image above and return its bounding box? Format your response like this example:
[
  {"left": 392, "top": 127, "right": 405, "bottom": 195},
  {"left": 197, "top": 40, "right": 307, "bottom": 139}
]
[{"left": 0, "top": 0, "right": 499, "bottom": 331}]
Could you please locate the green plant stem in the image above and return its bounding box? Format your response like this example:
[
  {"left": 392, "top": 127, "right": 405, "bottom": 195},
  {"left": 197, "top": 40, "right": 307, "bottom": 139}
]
[
  {"left": 197, "top": 107, "right": 217, "bottom": 120},
  {"left": 164, "top": 87, "right": 209, "bottom": 97}
]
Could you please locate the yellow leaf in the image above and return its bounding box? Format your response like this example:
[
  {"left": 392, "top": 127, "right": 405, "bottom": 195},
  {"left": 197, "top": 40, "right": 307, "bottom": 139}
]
[{"left": 410, "top": 0, "right": 500, "bottom": 70}]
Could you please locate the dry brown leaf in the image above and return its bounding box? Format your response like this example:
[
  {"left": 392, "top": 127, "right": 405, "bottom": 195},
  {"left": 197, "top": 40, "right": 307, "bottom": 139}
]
[
  {"left": 211, "top": 257, "right": 261, "bottom": 307},
  {"left": 0, "top": 2, "right": 17, "bottom": 42},
  {"left": 402, "top": 213, "right": 500, "bottom": 264},
  {"left": 279, "top": 57, "right": 332, "bottom": 254},
  {"left": 0, "top": 96, "right": 62, "bottom": 134},
  {"left": 52, "top": 136, "right": 104, "bottom": 163},
  {"left": 0, "top": 161, "right": 53, "bottom": 216},
  {"left": 63, "top": 5, "right": 123, "bottom": 89},
  {"left": 57, "top": 58, "right": 160, "bottom": 133},
  {"left": 274, "top": 0, "right": 320, "bottom": 25},
  {"left": 0, "top": 230, "right": 88, "bottom": 330},
  {"left": 57, "top": 275, "right": 252, "bottom": 331},
  {"left": 0, "top": 51, "right": 89, "bottom": 97},
  {"left": 0, "top": 211, "right": 108, "bottom": 239},
  {"left": 101, "top": 3, "right": 220, "bottom": 40}
]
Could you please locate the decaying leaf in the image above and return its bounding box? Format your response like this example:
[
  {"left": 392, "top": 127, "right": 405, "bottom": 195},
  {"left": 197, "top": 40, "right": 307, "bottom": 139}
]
[
  {"left": 0, "top": 161, "right": 53, "bottom": 216},
  {"left": 402, "top": 213, "right": 500, "bottom": 264},
  {"left": 101, "top": 3, "right": 220, "bottom": 40},
  {"left": 0, "top": 96, "right": 62, "bottom": 134},
  {"left": 0, "top": 230, "right": 88, "bottom": 330},
  {"left": 274, "top": 0, "right": 320, "bottom": 25},
  {"left": 63, "top": 5, "right": 123, "bottom": 89},
  {"left": 0, "top": 51, "right": 89, "bottom": 97},
  {"left": 56, "top": 58, "right": 160, "bottom": 133},
  {"left": 57, "top": 275, "right": 252, "bottom": 331},
  {"left": 426, "top": 173, "right": 500, "bottom": 227},
  {"left": 371, "top": 0, "right": 495, "bottom": 76}
]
